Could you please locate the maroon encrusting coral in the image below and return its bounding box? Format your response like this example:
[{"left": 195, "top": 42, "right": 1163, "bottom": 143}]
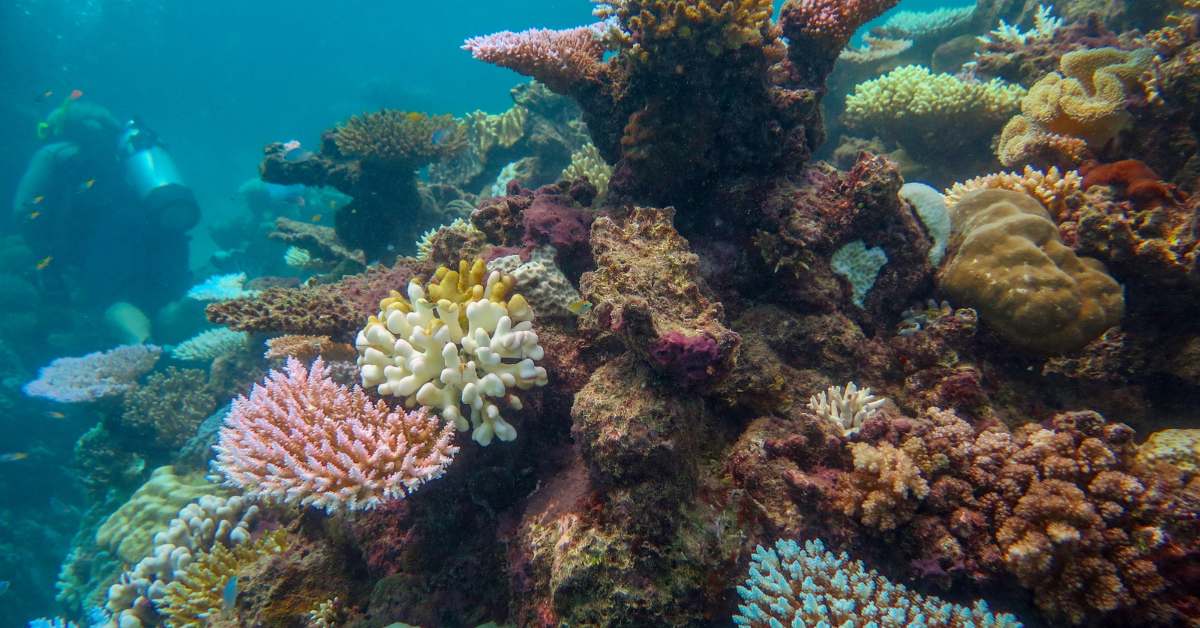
[{"left": 472, "top": 181, "right": 596, "bottom": 279}]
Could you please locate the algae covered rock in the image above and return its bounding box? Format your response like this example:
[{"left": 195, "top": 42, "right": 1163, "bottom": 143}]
[{"left": 939, "top": 189, "right": 1123, "bottom": 354}]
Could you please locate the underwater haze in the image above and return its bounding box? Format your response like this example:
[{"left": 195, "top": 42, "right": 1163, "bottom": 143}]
[{"left": 2, "top": 0, "right": 1200, "bottom": 626}]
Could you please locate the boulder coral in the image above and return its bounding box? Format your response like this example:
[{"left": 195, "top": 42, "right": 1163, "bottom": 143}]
[{"left": 939, "top": 189, "right": 1124, "bottom": 354}]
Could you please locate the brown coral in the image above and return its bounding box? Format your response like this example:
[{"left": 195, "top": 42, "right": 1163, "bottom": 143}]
[
  {"left": 263, "top": 335, "right": 357, "bottom": 362},
  {"left": 118, "top": 367, "right": 217, "bottom": 452},
  {"left": 939, "top": 189, "right": 1124, "bottom": 355},
  {"left": 206, "top": 286, "right": 363, "bottom": 341},
  {"left": 838, "top": 441, "right": 929, "bottom": 530},
  {"left": 333, "top": 110, "right": 465, "bottom": 169}
]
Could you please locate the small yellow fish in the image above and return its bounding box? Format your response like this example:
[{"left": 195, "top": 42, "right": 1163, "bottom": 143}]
[
  {"left": 45, "top": 411, "right": 66, "bottom": 419},
  {"left": 28, "top": 211, "right": 41, "bottom": 221},
  {"left": 31, "top": 195, "right": 45, "bottom": 205},
  {"left": 83, "top": 178, "right": 96, "bottom": 189},
  {"left": 567, "top": 299, "right": 593, "bottom": 316},
  {"left": 36, "top": 256, "right": 53, "bottom": 270},
  {"left": 0, "top": 452, "right": 29, "bottom": 463},
  {"left": 311, "top": 214, "right": 322, "bottom": 223}
]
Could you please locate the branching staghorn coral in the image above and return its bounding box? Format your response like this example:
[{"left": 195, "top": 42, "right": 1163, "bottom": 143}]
[
  {"left": 997, "top": 47, "right": 1155, "bottom": 168},
  {"left": 734, "top": 538, "right": 1023, "bottom": 627},
  {"left": 334, "top": 110, "right": 466, "bottom": 170},
  {"left": 159, "top": 530, "right": 288, "bottom": 627},
  {"left": 979, "top": 3, "right": 1064, "bottom": 46},
  {"left": 807, "top": 382, "right": 886, "bottom": 436},
  {"left": 356, "top": 259, "right": 548, "bottom": 445},
  {"left": 215, "top": 358, "right": 459, "bottom": 512}
]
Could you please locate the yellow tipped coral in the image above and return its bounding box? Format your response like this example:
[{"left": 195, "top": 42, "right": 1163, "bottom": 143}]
[
  {"left": 334, "top": 110, "right": 466, "bottom": 168},
  {"left": 561, "top": 143, "right": 613, "bottom": 200},
  {"left": 158, "top": 530, "right": 288, "bottom": 628},
  {"left": 596, "top": 0, "right": 779, "bottom": 61},
  {"left": 997, "top": 47, "right": 1154, "bottom": 167},
  {"left": 356, "top": 259, "right": 547, "bottom": 445},
  {"left": 945, "top": 166, "right": 1084, "bottom": 221}
]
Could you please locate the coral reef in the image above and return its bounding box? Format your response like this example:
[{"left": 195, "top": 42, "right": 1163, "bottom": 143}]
[
  {"left": 215, "top": 358, "right": 458, "bottom": 512},
  {"left": 581, "top": 205, "right": 739, "bottom": 385},
  {"left": 23, "top": 345, "right": 161, "bottom": 403},
  {"left": 356, "top": 260, "right": 548, "bottom": 444},
  {"left": 268, "top": 216, "right": 365, "bottom": 269},
  {"left": 734, "top": 538, "right": 1022, "bottom": 627},
  {"left": 939, "top": 189, "right": 1124, "bottom": 354}
]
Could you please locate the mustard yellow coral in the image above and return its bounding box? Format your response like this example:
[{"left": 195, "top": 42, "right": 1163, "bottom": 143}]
[
  {"left": 159, "top": 530, "right": 288, "bottom": 628},
  {"left": 1137, "top": 429, "right": 1200, "bottom": 475},
  {"left": 945, "top": 166, "right": 1084, "bottom": 221},
  {"left": 997, "top": 47, "right": 1154, "bottom": 167},
  {"left": 334, "top": 110, "right": 466, "bottom": 168}
]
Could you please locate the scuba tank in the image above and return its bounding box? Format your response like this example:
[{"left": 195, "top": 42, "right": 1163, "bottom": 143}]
[{"left": 116, "top": 119, "right": 200, "bottom": 231}]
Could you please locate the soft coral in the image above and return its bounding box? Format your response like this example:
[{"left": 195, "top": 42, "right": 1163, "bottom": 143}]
[{"left": 1082, "top": 159, "right": 1185, "bottom": 209}]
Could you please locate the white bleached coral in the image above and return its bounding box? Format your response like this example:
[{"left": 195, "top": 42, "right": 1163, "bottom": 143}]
[
  {"left": 979, "top": 4, "right": 1063, "bottom": 46},
  {"left": 808, "top": 382, "right": 886, "bottom": 436},
  {"left": 356, "top": 259, "right": 548, "bottom": 445},
  {"left": 170, "top": 327, "right": 248, "bottom": 362}
]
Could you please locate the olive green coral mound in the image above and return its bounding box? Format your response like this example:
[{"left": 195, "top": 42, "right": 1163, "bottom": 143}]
[{"left": 939, "top": 189, "right": 1124, "bottom": 355}]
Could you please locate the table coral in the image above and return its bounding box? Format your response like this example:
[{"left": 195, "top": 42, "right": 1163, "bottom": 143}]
[
  {"left": 215, "top": 357, "right": 458, "bottom": 511},
  {"left": 170, "top": 327, "right": 248, "bottom": 362},
  {"left": 205, "top": 286, "right": 362, "bottom": 341},
  {"left": 23, "top": 344, "right": 161, "bottom": 403},
  {"left": 939, "top": 189, "right": 1124, "bottom": 354},
  {"left": 580, "top": 205, "right": 739, "bottom": 386},
  {"left": 268, "top": 216, "right": 365, "bottom": 268},
  {"left": 356, "top": 259, "right": 548, "bottom": 445},
  {"left": 262, "top": 334, "right": 356, "bottom": 362},
  {"left": 843, "top": 65, "right": 1025, "bottom": 164},
  {"left": 733, "top": 538, "right": 1023, "bottom": 627}
]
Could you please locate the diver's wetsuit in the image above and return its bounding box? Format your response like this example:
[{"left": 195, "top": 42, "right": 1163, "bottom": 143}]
[{"left": 11, "top": 103, "right": 194, "bottom": 313}]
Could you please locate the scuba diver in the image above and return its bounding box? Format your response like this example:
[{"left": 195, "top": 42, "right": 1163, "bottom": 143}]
[{"left": 11, "top": 96, "right": 200, "bottom": 326}]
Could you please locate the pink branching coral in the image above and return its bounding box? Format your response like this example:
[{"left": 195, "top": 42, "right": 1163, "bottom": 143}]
[
  {"left": 214, "top": 357, "right": 459, "bottom": 513},
  {"left": 23, "top": 344, "right": 161, "bottom": 403},
  {"left": 462, "top": 24, "right": 607, "bottom": 94}
]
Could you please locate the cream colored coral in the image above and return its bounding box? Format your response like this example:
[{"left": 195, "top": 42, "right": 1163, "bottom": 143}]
[
  {"left": 939, "top": 189, "right": 1124, "bottom": 354},
  {"left": 561, "top": 143, "right": 613, "bottom": 200},
  {"left": 807, "top": 382, "right": 886, "bottom": 436},
  {"left": 945, "top": 166, "right": 1083, "bottom": 221},
  {"left": 844, "top": 65, "right": 1025, "bottom": 129},
  {"left": 95, "top": 466, "right": 218, "bottom": 565},
  {"left": 843, "top": 442, "right": 930, "bottom": 531},
  {"left": 487, "top": 246, "right": 582, "bottom": 319},
  {"left": 356, "top": 259, "right": 548, "bottom": 445}
]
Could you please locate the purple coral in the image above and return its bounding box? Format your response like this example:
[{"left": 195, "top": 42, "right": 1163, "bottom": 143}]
[
  {"left": 23, "top": 344, "right": 162, "bottom": 403},
  {"left": 649, "top": 331, "right": 724, "bottom": 385},
  {"left": 462, "top": 24, "right": 607, "bottom": 94}
]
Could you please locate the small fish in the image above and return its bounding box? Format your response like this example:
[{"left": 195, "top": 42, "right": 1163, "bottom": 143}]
[
  {"left": 45, "top": 411, "right": 66, "bottom": 419},
  {"left": 37, "top": 89, "right": 54, "bottom": 102},
  {"left": 281, "top": 139, "right": 301, "bottom": 152},
  {"left": 83, "top": 178, "right": 96, "bottom": 189},
  {"left": 221, "top": 575, "right": 238, "bottom": 616},
  {"left": 310, "top": 213, "right": 322, "bottom": 222},
  {"left": 27, "top": 211, "right": 41, "bottom": 221},
  {"left": 36, "top": 256, "right": 53, "bottom": 270},
  {"left": 69, "top": 88, "right": 83, "bottom": 100},
  {"left": 567, "top": 299, "right": 593, "bottom": 316},
  {"left": 0, "top": 452, "right": 29, "bottom": 463},
  {"left": 31, "top": 195, "right": 45, "bottom": 205}
]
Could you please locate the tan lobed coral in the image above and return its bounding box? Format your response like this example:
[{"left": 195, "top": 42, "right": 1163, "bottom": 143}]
[
  {"left": 159, "top": 530, "right": 289, "bottom": 627},
  {"left": 94, "top": 466, "right": 220, "bottom": 565},
  {"left": 944, "top": 166, "right": 1084, "bottom": 223},
  {"left": 997, "top": 47, "right": 1154, "bottom": 168},
  {"left": 333, "top": 110, "right": 466, "bottom": 169},
  {"left": 939, "top": 189, "right": 1124, "bottom": 355},
  {"left": 263, "top": 334, "right": 357, "bottom": 362}
]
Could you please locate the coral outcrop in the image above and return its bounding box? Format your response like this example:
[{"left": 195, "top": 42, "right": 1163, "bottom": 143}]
[
  {"left": 23, "top": 344, "right": 161, "bottom": 403},
  {"left": 580, "top": 205, "right": 739, "bottom": 385},
  {"left": 206, "top": 286, "right": 361, "bottom": 341},
  {"left": 939, "top": 189, "right": 1124, "bottom": 354}
]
